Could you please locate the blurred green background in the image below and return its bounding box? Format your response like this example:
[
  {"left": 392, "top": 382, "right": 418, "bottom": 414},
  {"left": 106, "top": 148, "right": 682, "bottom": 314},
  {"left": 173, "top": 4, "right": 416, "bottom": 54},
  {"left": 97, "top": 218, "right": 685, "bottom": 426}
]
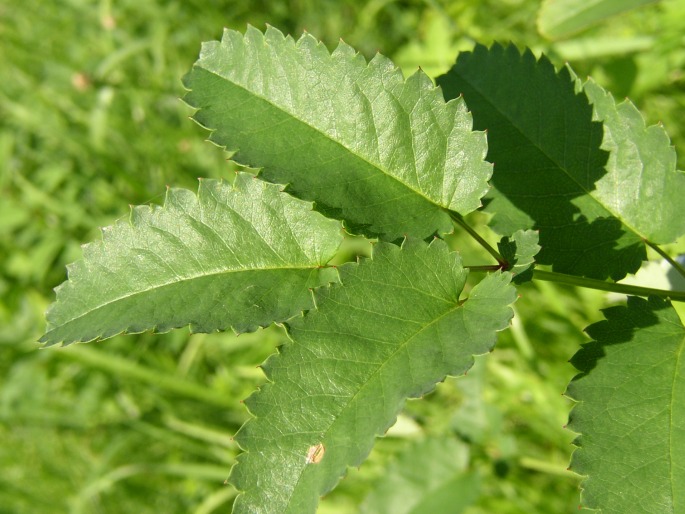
[{"left": 2, "top": 1, "right": 684, "bottom": 512}]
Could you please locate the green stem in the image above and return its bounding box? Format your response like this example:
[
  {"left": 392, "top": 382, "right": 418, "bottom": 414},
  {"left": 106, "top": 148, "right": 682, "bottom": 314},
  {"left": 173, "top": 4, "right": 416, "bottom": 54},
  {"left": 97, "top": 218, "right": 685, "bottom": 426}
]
[
  {"left": 445, "top": 211, "right": 685, "bottom": 301},
  {"left": 466, "top": 265, "right": 502, "bottom": 272},
  {"left": 533, "top": 269, "right": 685, "bottom": 302},
  {"left": 448, "top": 211, "right": 504, "bottom": 264},
  {"left": 646, "top": 240, "right": 685, "bottom": 280}
]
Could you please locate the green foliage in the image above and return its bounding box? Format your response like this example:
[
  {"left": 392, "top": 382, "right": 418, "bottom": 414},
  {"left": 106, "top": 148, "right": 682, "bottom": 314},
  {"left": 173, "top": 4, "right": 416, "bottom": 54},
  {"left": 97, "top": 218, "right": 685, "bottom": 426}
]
[
  {"left": 183, "top": 26, "right": 491, "bottom": 240},
  {"left": 36, "top": 24, "right": 685, "bottom": 512},
  {"left": 5, "top": 1, "right": 685, "bottom": 513},
  {"left": 41, "top": 174, "right": 342, "bottom": 346},
  {"left": 231, "top": 240, "right": 515, "bottom": 513},
  {"left": 538, "top": 0, "right": 658, "bottom": 39},
  {"left": 582, "top": 79, "right": 685, "bottom": 244},
  {"left": 567, "top": 296, "right": 685, "bottom": 513},
  {"left": 497, "top": 230, "right": 540, "bottom": 283},
  {"left": 437, "top": 43, "right": 685, "bottom": 281},
  {"left": 360, "top": 436, "right": 478, "bottom": 514}
]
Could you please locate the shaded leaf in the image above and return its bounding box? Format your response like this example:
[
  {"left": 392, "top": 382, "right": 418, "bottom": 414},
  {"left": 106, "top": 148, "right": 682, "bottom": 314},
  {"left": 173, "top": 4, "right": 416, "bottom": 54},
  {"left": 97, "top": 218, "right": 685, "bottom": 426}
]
[
  {"left": 566, "top": 296, "right": 685, "bottom": 513},
  {"left": 437, "top": 44, "right": 648, "bottom": 281},
  {"left": 360, "top": 436, "right": 479, "bottom": 514},
  {"left": 538, "top": 0, "right": 658, "bottom": 40},
  {"left": 498, "top": 229, "right": 540, "bottom": 284},
  {"left": 40, "top": 174, "right": 342, "bottom": 346},
  {"left": 183, "top": 26, "right": 492, "bottom": 241},
  {"left": 229, "top": 238, "right": 516, "bottom": 514}
]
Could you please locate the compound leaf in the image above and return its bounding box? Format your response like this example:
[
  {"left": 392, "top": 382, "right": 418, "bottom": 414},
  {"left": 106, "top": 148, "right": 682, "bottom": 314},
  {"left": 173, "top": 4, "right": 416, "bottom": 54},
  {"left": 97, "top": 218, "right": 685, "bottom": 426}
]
[
  {"left": 229, "top": 238, "right": 516, "bottom": 514},
  {"left": 437, "top": 43, "right": 672, "bottom": 281},
  {"left": 40, "top": 173, "right": 342, "bottom": 346},
  {"left": 566, "top": 296, "right": 685, "bottom": 513},
  {"left": 184, "top": 26, "right": 492, "bottom": 241}
]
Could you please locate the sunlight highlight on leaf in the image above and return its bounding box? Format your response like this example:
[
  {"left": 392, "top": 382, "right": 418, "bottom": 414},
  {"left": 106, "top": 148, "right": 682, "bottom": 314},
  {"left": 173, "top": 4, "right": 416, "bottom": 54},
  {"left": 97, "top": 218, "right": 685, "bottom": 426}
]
[
  {"left": 184, "top": 26, "right": 493, "bottom": 241},
  {"left": 229, "top": 239, "right": 516, "bottom": 514},
  {"left": 41, "top": 174, "right": 342, "bottom": 346}
]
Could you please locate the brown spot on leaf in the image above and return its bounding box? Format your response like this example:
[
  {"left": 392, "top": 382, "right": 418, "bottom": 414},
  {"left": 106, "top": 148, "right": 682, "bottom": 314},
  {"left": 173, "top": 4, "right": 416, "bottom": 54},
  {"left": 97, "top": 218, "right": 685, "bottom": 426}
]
[{"left": 305, "top": 443, "right": 325, "bottom": 464}]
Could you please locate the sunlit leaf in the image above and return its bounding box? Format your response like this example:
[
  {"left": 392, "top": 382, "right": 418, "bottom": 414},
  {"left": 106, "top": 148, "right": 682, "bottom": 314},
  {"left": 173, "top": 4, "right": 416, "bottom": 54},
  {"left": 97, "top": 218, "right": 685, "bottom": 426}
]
[
  {"left": 41, "top": 174, "right": 342, "bottom": 346},
  {"left": 229, "top": 239, "right": 516, "bottom": 513},
  {"left": 184, "top": 26, "right": 492, "bottom": 240},
  {"left": 582, "top": 78, "right": 685, "bottom": 244}
]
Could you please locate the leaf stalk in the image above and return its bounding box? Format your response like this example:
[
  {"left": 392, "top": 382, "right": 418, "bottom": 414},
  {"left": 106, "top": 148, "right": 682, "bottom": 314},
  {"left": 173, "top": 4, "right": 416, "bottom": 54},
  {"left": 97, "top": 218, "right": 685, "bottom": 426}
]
[
  {"left": 533, "top": 269, "right": 685, "bottom": 302},
  {"left": 645, "top": 240, "right": 685, "bottom": 280},
  {"left": 448, "top": 211, "right": 505, "bottom": 265}
]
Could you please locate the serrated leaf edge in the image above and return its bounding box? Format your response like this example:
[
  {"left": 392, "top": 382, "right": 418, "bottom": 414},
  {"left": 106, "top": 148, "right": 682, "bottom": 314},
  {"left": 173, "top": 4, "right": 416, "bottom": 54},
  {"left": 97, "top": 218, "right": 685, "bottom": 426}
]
[
  {"left": 228, "top": 238, "right": 516, "bottom": 511},
  {"left": 183, "top": 25, "right": 493, "bottom": 229},
  {"left": 40, "top": 175, "right": 342, "bottom": 346}
]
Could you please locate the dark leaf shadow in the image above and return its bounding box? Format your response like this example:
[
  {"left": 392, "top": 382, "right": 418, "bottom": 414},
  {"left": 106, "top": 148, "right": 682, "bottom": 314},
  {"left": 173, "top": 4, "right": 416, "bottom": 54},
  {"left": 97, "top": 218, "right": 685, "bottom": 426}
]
[
  {"left": 570, "top": 295, "right": 666, "bottom": 376},
  {"left": 437, "top": 43, "right": 645, "bottom": 281}
]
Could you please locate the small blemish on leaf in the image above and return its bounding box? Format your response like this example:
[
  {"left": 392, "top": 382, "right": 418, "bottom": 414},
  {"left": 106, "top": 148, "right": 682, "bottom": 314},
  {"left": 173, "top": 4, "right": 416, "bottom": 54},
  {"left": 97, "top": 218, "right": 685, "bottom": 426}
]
[{"left": 305, "top": 443, "right": 325, "bottom": 464}]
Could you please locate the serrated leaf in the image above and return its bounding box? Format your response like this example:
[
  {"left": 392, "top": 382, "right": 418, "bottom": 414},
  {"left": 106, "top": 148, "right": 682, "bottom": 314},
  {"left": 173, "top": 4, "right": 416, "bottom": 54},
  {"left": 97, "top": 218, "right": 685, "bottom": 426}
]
[
  {"left": 437, "top": 43, "right": 676, "bottom": 280},
  {"left": 40, "top": 173, "right": 342, "bottom": 346},
  {"left": 498, "top": 229, "right": 540, "bottom": 284},
  {"left": 360, "top": 436, "right": 479, "bottom": 514},
  {"left": 566, "top": 296, "right": 685, "bottom": 513},
  {"left": 229, "top": 238, "right": 516, "bottom": 514},
  {"left": 538, "top": 0, "right": 657, "bottom": 40},
  {"left": 582, "top": 79, "right": 685, "bottom": 244},
  {"left": 183, "top": 26, "right": 492, "bottom": 241}
]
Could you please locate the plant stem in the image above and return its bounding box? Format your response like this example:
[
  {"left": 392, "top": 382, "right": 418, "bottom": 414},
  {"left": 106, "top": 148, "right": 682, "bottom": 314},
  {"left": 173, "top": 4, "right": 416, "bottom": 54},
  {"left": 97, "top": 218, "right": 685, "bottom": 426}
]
[
  {"left": 466, "top": 265, "right": 502, "bottom": 272},
  {"left": 533, "top": 269, "right": 685, "bottom": 302},
  {"left": 448, "top": 211, "right": 505, "bottom": 264},
  {"left": 446, "top": 211, "right": 685, "bottom": 301},
  {"left": 646, "top": 240, "right": 685, "bottom": 280}
]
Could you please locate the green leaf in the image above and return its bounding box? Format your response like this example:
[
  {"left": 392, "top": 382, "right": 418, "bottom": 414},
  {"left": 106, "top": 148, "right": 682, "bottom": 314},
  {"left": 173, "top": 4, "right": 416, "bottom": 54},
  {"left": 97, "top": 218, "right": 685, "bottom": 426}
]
[
  {"left": 437, "top": 44, "right": 650, "bottom": 281},
  {"left": 498, "top": 229, "right": 540, "bottom": 284},
  {"left": 582, "top": 79, "right": 685, "bottom": 244},
  {"left": 538, "top": 0, "right": 658, "bottom": 40},
  {"left": 40, "top": 173, "right": 342, "bottom": 346},
  {"left": 360, "top": 436, "right": 479, "bottom": 514},
  {"left": 566, "top": 296, "right": 685, "bottom": 513},
  {"left": 229, "top": 239, "right": 516, "bottom": 514},
  {"left": 183, "top": 26, "right": 492, "bottom": 241}
]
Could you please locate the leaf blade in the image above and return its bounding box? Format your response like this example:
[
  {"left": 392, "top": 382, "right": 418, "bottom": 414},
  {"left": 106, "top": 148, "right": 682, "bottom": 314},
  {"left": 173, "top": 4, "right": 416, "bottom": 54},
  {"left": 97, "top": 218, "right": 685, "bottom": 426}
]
[
  {"left": 437, "top": 43, "right": 676, "bottom": 280},
  {"left": 566, "top": 296, "right": 685, "bottom": 513},
  {"left": 497, "top": 229, "right": 540, "bottom": 283},
  {"left": 183, "top": 26, "right": 493, "bottom": 240},
  {"left": 583, "top": 78, "right": 685, "bottom": 244},
  {"left": 40, "top": 174, "right": 342, "bottom": 346},
  {"left": 229, "top": 239, "right": 516, "bottom": 513}
]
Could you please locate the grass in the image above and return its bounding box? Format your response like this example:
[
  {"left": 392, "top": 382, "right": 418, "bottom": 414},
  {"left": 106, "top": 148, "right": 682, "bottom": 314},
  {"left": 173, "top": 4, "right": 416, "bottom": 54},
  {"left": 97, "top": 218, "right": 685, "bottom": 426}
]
[{"left": 1, "top": 0, "right": 682, "bottom": 512}]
